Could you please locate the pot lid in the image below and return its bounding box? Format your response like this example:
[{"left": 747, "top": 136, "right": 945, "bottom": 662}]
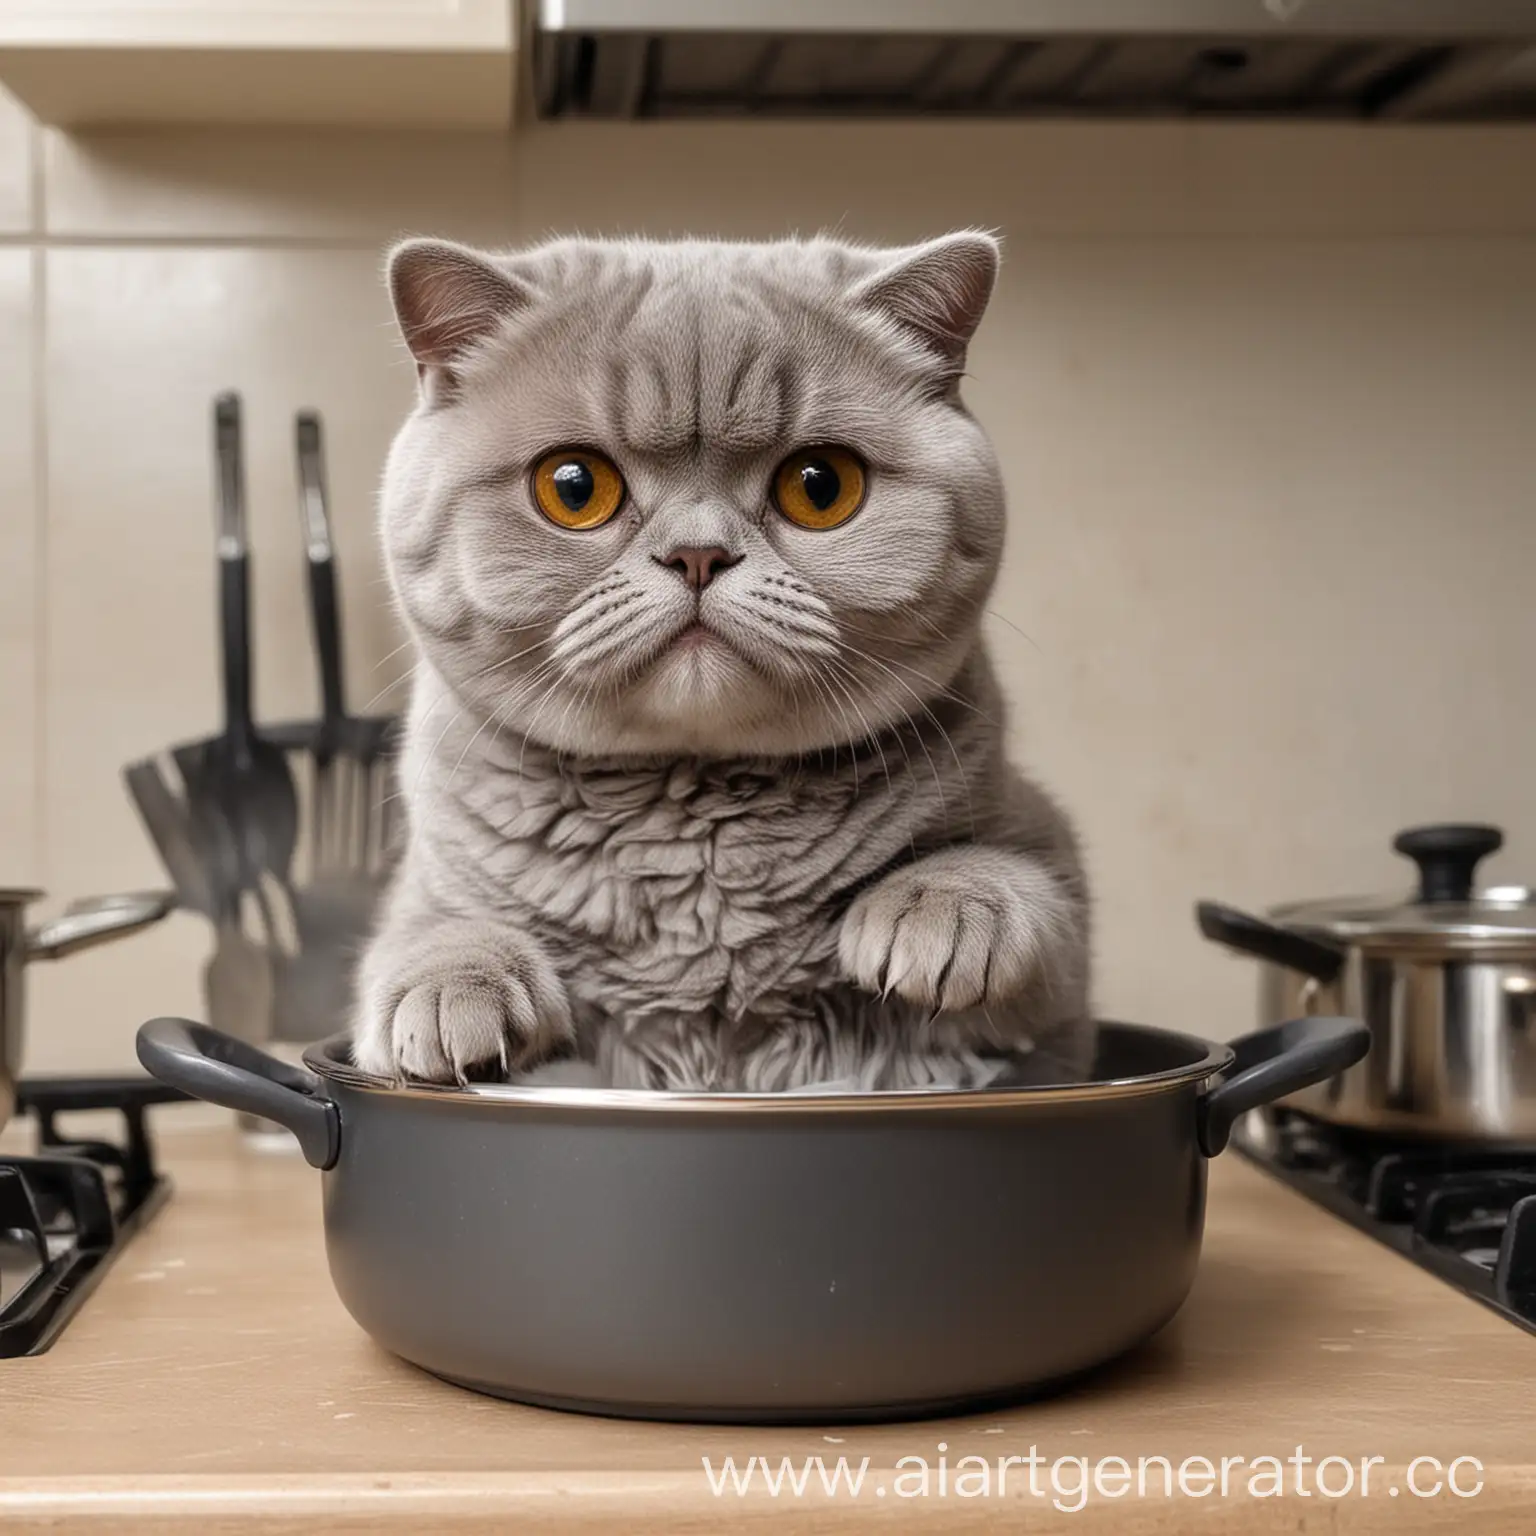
[{"left": 1271, "top": 824, "right": 1536, "bottom": 950}]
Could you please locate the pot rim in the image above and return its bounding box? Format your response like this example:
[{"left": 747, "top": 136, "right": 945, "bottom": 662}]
[
  {"left": 301, "top": 1021, "right": 1237, "bottom": 1115},
  {"left": 1270, "top": 896, "right": 1536, "bottom": 956}
]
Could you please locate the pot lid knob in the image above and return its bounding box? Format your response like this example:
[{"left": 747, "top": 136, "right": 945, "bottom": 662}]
[{"left": 1393, "top": 823, "right": 1504, "bottom": 904}]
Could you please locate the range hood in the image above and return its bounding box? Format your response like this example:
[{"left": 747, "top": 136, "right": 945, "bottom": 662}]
[{"left": 533, "top": 0, "right": 1536, "bottom": 121}]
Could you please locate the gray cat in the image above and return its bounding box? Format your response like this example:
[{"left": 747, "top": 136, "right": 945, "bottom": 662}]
[{"left": 353, "top": 231, "right": 1093, "bottom": 1092}]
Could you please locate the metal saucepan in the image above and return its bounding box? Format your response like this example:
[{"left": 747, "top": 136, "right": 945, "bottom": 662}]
[
  {"left": 1, "top": 888, "right": 175, "bottom": 1127},
  {"left": 1198, "top": 822, "right": 1536, "bottom": 1143},
  {"left": 137, "top": 1012, "right": 1366, "bottom": 1422}
]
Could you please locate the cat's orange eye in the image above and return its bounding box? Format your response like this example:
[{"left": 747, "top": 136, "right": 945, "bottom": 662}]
[
  {"left": 772, "top": 447, "right": 867, "bottom": 531},
  {"left": 532, "top": 449, "right": 625, "bottom": 530}
]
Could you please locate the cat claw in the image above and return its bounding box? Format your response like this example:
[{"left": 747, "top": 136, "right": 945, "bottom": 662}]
[
  {"left": 353, "top": 925, "right": 574, "bottom": 1084},
  {"left": 840, "top": 865, "right": 1043, "bottom": 1013}
]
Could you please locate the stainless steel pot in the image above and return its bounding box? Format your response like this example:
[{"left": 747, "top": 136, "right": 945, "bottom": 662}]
[
  {"left": 136, "top": 1012, "right": 1366, "bottom": 1423},
  {"left": 1, "top": 887, "right": 175, "bottom": 1127},
  {"left": 1197, "top": 823, "right": 1536, "bottom": 1143}
]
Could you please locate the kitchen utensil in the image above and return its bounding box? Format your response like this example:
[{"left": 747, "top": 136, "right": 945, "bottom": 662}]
[
  {"left": 137, "top": 1012, "right": 1367, "bottom": 1422},
  {"left": 202, "top": 913, "right": 274, "bottom": 1053},
  {"left": 295, "top": 410, "right": 395, "bottom": 878},
  {"left": 123, "top": 757, "right": 219, "bottom": 920},
  {"left": 269, "top": 907, "right": 367, "bottom": 1047},
  {"left": 177, "top": 393, "right": 299, "bottom": 921},
  {"left": 1198, "top": 822, "right": 1536, "bottom": 1143},
  {"left": 1, "top": 890, "right": 173, "bottom": 1128},
  {"left": 200, "top": 880, "right": 287, "bottom": 1141},
  {"left": 167, "top": 740, "right": 242, "bottom": 927},
  {"left": 297, "top": 410, "right": 349, "bottom": 867},
  {"left": 284, "top": 410, "right": 392, "bottom": 1042},
  {"left": 126, "top": 744, "right": 295, "bottom": 1000},
  {"left": 129, "top": 717, "right": 394, "bottom": 1064}
]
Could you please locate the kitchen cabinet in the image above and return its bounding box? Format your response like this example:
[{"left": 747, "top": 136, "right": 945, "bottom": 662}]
[{"left": 0, "top": 1, "right": 516, "bottom": 129}]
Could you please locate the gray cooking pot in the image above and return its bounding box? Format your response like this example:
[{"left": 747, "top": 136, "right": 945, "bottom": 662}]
[
  {"left": 1, "top": 888, "right": 175, "bottom": 1127},
  {"left": 137, "top": 1012, "right": 1365, "bottom": 1423},
  {"left": 1198, "top": 823, "right": 1536, "bottom": 1144}
]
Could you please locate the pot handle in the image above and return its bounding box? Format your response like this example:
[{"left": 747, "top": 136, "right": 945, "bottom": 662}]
[
  {"left": 135, "top": 1017, "right": 340, "bottom": 1170},
  {"left": 1197, "top": 1016, "right": 1368, "bottom": 1157},
  {"left": 1195, "top": 901, "right": 1346, "bottom": 985},
  {"left": 28, "top": 890, "right": 176, "bottom": 960}
]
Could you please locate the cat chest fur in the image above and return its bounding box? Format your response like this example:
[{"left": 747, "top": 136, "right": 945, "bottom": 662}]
[{"left": 446, "top": 758, "right": 905, "bottom": 1024}]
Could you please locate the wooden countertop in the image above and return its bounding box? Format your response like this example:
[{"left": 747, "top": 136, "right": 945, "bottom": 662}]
[{"left": 2, "top": 1113, "right": 1534, "bottom": 1533}]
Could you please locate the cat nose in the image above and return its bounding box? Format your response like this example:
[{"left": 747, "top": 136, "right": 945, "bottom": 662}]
[{"left": 655, "top": 545, "right": 740, "bottom": 591}]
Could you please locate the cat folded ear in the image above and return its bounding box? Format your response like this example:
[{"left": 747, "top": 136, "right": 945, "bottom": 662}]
[
  {"left": 386, "top": 238, "right": 533, "bottom": 397},
  {"left": 849, "top": 232, "right": 1000, "bottom": 384}
]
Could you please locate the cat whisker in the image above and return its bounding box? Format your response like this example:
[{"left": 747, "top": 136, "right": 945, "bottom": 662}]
[
  {"left": 462, "top": 692, "right": 519, "bottom": 804},
  {"left": 793, "top": 665, "right": 842, "bottom": 776},
  {"left": 386, "top": 638, "right": 556, "bottom": 729},
  {"left": 805, "top": 665, "right": 862, "bottom": 794},
  {"left": 495, "top": 617, "right": 565, "bottom": 636},
  {"left": 413, "top": 701, "right": 468, "bottom": 806},
  {"left": 837, "top": 616, "right": 950, "bottom": 654},
  {"left": 822, "top": 655, "right": 923, "bottom": 863},
  {"left": 836, "top": 642, "right": 976, "bottom": 837},
  {"left": 488, "top": 655, "right": 567, "bottom": 729},
  {"left": 836, "top": 626, "right": 936, "bottom": 655},
  {"left": 559, "top": 614, "right": 669, "bottom": 688},
  {"left": 826, "top": 652, "right": 947, "bottom": 825},
  {"left": 984, "top": 606, "right": 1043, "bottom": 655},
  {"left": 442, "top": 655, "right": 563, "bottom": 790},
  {"left": 444, "top": 701, "right": 512, "bottom": 790},
  {"left": 516, "top": 671, "right": 577, "bottom": 780},
  {"left": 822, "top": 657, "right": 897, "bottom": 805},
  {"left": 842, "top": 600, "right": 951, "bottom": 645},
  {"left": 839, "top": 638, "right": 1000, "bottom": 729},
  {"left": 370, "top": 636, "right": 418, "bottom": 673},
  {"left": 358, "top": 672, "right": 412, "bottom": 714},
  {"left": 550, "top": 671, "right": 601, "bottom": 772},
  {"left": 734, "top": 588, "right": 839, "bottom": 642},
  {"left": 551, "top": 590, "right": 645, "bottom": 659},
  {"left": 463, "top": 634, "right": 555, "bottom": 688}
]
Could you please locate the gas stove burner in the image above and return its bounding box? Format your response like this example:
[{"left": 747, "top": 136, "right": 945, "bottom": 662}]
[
  {"left": 1234, "top": 1109, "right": 1536, "bottom": 1337},
  {"left": 0, "top": 1077, "right": 186, "bottom": 1356}
]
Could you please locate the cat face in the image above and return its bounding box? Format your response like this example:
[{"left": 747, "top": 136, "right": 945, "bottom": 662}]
[{"left": 382, "top": 233, "right": 1005, "bottom": 758}]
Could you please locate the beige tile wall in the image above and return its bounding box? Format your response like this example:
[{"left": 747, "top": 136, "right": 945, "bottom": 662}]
[
  {"left": 0, "top": 249, "right": 37, "bottom": 885},
  {"left": 4, "top": 100, "right": 1535, "bottom": 1072},
  {"left": 0, "top": 90, "right": 37, "bottom": 888}
]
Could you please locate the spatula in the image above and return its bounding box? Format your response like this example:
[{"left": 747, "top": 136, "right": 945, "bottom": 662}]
[
  {"left": 276, "top": 410, "right": 390, "bottom": 1042},
  {"left": 178, "top": 392, "right": 300, "bottom": 919}
]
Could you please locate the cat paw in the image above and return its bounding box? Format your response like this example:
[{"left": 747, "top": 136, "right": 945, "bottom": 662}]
[
  {"left": 352, "top": 923, "right": 574, "bottom": 1083},
  {"left": 839, "top": 856, "right": 1067, "bottom": 1012}
]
